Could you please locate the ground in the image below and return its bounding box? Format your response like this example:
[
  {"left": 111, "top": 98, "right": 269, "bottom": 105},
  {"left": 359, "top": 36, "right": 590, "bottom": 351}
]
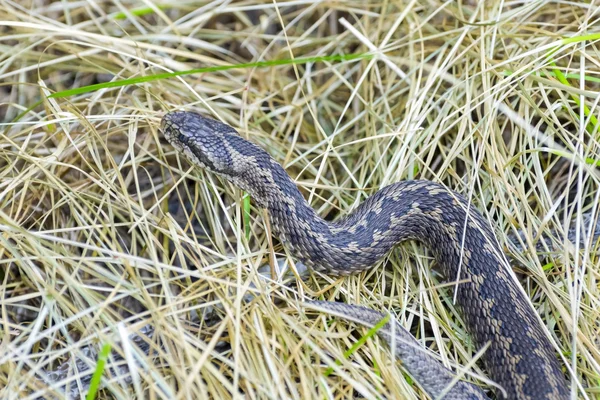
[{"left": 0, "top": 1, "right": 599, "bottom": 399}]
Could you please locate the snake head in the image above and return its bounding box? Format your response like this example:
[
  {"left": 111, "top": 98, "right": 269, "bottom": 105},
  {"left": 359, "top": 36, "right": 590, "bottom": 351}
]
[{"left": 161, "top": 111, "right": 246, "bottom": 177}]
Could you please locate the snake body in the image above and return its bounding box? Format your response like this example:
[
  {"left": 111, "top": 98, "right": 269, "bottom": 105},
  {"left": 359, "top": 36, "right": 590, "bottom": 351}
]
[{"left": 161, "top": 111, "right": 569, "bottom": 399}]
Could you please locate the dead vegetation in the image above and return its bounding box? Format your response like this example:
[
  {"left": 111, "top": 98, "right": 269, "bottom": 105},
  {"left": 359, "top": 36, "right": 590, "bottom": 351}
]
[{"left": 1, "top": 1, "right": 599, "bottom": 399}]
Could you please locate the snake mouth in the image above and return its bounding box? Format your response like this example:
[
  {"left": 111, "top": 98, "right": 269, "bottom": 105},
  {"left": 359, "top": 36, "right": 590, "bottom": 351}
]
[
  {"left": 160, "top": 115, "right": 172, "bottom": 139},
  {"left": 160, "top": 113, "right": 183, "bottom": 151}
]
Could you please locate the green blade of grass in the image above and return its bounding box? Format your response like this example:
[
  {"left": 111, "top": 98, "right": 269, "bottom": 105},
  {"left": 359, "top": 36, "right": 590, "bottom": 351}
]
[
  {"left": 113, "top": 4, "right": 168, "bottom": 20},
  {"left": 85, "top": 343, "right": 112, "bottom": 400},
  {"left": 323, "top": 313, "right": 390, "bottom": 377},
  {"left": 562, "top": 33, "right": 600, "bottom": 44},
  {"left": 548, "top": 60, "right": 599, "bottom": 135},
  {"left": 48, "top": 53, "right": 373, "bottom": 99},
  {"left": 503, "top": 70, "right": 600, "bottom": 85}
]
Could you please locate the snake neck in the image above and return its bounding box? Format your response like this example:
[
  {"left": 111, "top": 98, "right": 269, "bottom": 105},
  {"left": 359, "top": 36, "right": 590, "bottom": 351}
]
[{"left": 238, "top": 155, "right": 327, "bottom": 230}]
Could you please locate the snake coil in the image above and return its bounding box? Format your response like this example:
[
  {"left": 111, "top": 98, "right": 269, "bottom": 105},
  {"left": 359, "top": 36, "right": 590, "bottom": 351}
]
[{"left": 161, "top": 111, "right": 569, "bottom": 399}]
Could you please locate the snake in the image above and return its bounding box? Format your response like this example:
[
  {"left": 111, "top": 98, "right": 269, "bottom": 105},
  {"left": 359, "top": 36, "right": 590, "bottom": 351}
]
[{"left": 160, "top": 111, "right": 570, "bottom": 399}]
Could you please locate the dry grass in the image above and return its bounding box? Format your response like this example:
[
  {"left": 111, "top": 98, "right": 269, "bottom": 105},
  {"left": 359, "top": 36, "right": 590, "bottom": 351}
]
[{"left": 1, "top": 1, "right": 599, "bottom": 399}]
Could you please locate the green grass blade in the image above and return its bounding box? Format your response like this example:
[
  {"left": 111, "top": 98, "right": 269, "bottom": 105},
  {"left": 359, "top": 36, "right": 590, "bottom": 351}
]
[
  {"left": 503, "top": 70, "right": 600, "bottom": 84},
  {"left": 549, "top": 60, "right": 599, "bottom": 135},
  {"left": 113, "top": 4, "right": 168, "bottom": 20},
  {"left": 562, "top": 33, "right": 600, "bottom": 45},
  {"left": 85, "top": 343, "right": 112, "bottom": 400},
  {"left": 323, "top": 313, "right": 390, "bottom": 377},
  {"left": 48, "top": 53, "right": 372, "bottom": 99}
]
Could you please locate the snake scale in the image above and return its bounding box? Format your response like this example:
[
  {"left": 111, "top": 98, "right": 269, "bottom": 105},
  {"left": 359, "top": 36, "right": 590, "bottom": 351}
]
[{"left": 161, "top": 111, "right": 570, "bottom": 399}]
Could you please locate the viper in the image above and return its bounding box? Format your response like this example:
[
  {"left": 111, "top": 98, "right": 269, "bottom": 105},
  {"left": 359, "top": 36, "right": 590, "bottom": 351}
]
[{"left": 160, "top": 111, "right": 569, "bottom": 399}]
